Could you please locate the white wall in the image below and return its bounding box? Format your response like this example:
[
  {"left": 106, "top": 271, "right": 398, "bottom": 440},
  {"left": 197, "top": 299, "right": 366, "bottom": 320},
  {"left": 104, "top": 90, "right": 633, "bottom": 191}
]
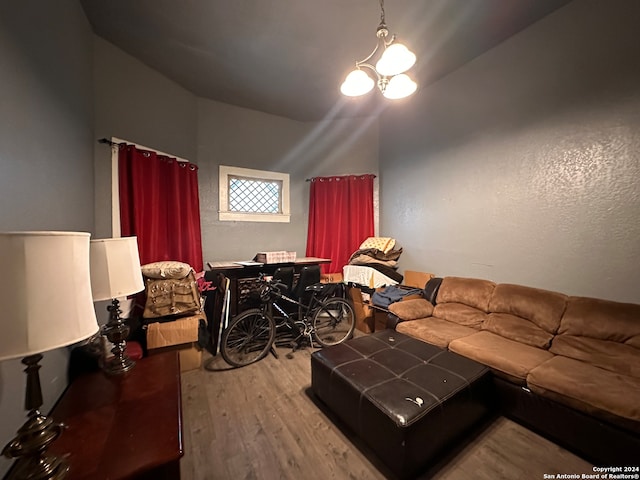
[{"left": 380, "top": 0, "right": 640, "bottom": 303}]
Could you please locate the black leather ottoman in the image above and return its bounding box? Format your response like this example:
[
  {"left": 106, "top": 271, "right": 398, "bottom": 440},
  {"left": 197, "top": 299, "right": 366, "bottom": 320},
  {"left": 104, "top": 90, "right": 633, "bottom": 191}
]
[{"left": 311, "top": 330, "right": 493, "bottom": 479}]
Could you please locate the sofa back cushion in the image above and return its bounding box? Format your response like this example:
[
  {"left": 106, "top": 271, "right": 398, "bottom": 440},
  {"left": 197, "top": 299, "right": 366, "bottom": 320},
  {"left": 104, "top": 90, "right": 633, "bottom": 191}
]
[
  {"left": 432, "top": 303, "right": 487, "bottom": 328},
  {"left": 551, "top": 296, "right": 640, "bottom": 378},
  {"left": 432, "top": 277, "right": 495, "bottom": 329},
  {"left": 483, "top": 313, "right": 554, "bottom": 349},
  {"left": 558, "top": 296, "right": 640, "bottom": 342},
  {"left": 550, "top": 335, "right": 640, "bottom": 378},
  {"left": 435, "top": 277, "right": 495, "bottom": 311},
  {"left": 484, "top": 284, "right": 568, "bottom": 349}
]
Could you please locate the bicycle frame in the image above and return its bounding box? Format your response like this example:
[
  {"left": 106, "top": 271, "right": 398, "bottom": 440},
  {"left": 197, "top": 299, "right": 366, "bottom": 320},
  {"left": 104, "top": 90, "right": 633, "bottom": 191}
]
[{"left": 266, "top": 287, "right": 327, "bottom": 345}]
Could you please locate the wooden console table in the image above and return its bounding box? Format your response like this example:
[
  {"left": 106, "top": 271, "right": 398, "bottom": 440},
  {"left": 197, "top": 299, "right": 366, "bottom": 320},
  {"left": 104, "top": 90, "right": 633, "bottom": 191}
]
[{"left": 49, "top": 352, "right": 183, "bottom": 480}]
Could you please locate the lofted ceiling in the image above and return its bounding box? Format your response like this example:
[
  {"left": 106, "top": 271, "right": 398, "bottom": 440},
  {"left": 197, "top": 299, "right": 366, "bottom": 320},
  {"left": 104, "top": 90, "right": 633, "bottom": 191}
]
[{"left": 80, "top": 0, "right": 572, "bottom": 122}]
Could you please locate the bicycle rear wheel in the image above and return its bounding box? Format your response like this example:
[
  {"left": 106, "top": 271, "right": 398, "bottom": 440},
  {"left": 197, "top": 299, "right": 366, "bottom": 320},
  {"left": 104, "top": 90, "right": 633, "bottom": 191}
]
[
  {"left": 221, "top": 308, "right": 276, "bottom": 367},
  {"left": 312, "top": 297, "right": 355, "bottom": 347}
]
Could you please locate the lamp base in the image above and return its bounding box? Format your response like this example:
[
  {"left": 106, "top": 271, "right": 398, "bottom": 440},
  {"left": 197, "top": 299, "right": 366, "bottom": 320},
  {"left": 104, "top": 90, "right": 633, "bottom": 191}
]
[
  {"left": 102, "top": 299, "right": 135, "bottom": 375},
  {"left": 6, "top": 451, "right": 69, "bottom": 480},
  {"left": 1, "top": 355, "right": 69, "bottom": 480},
  {"left": 103, "top": 352, "right": 136, "bottom": 375}
]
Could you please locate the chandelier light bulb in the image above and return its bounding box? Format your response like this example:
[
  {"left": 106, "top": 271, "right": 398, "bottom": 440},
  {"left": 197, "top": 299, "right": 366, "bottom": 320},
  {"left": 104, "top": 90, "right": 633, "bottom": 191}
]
[
  {"left": 340, "top": 69, "right": 375, "bottom": 97},
  {"left": 383, "top": 73, "right": 417, "bottom": 99},
  {"left": 376, "top": 43, "right": 416, "bottom": 77}
]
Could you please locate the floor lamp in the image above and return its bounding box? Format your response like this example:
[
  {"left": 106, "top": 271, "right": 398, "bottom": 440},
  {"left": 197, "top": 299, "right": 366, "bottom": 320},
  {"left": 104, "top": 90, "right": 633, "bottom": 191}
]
[
  {"left": 0, "top": 231, "right": 99, "bottom": 480},
  {"left": 89, "top": 237, "right": 144, "bottom": 375}
]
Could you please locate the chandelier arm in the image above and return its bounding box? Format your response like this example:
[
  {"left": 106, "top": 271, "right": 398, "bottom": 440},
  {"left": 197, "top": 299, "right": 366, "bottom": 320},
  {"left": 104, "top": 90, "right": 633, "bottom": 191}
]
[
  {"left": 384, "top": 33, "right": 397, "bottom": 48},
  {"left": 355, "top": 62, "right": 382, "bottom": 81},
  {"left": 355, "top": 41, "right": 382, "bottom": 67}
]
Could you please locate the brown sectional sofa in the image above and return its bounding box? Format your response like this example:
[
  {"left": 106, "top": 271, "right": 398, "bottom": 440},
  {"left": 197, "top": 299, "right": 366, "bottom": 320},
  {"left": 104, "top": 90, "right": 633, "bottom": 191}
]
[{"left": 388, "top": 276, "right": 640, "bottom": 465}]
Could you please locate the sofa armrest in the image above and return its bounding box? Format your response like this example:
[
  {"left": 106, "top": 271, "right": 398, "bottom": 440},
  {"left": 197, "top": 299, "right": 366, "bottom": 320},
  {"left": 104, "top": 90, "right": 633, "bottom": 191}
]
[{"left": 387, "top": 298, "right": 435, "bottom": 329}]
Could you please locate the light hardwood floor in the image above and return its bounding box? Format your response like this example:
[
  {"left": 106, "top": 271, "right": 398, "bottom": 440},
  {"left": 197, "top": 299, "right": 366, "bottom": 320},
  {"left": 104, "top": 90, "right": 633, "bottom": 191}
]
[{"left": 180, "top": 345, "right": 594, "bottom": 480}]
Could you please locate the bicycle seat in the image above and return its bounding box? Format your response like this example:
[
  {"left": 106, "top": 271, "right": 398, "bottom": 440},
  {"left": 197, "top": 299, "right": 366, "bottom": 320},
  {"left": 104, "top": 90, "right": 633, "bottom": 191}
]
[{"left": 305, "top": 282, "right": 328, "bottom": 292}]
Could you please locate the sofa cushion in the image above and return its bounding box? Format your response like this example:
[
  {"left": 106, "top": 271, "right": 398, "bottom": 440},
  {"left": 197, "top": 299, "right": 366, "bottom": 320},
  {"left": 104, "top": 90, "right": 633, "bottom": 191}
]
[
  {"left": 558, "top": 296, "right": 640, "bottom": 344},
  {"left": 396, "top": 317, "right": 478, "bottom": 349},
  {"left": 388, "top": 298, "right": 434, "bottom": 321},
  {"left": 435, "top": 277, "right": 495, "bottom": 312},
  {"left": 483, "top": 313, "right": 553, "bottom": 349},
  {"left": 550, "top": 335, "right": 640, "bottom": 379},
  {"left": 432, "top": 303, "right": 488, "bottom": 328},
  {"left": 551, "top": 296, "right": 640, "bottom": 380},
  {"left": 449, "top": 331, "right": 553, "bottom": 384},
  {"left": 528, "top": 356, "right": 640, "bottom": 434},
  {"left": 488, "top": 283, "right": 568, "bottom": 335}
]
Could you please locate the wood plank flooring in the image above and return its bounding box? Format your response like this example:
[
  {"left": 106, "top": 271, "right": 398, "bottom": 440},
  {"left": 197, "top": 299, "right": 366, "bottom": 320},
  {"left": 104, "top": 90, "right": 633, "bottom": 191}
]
[{"left": 180, "top": 344, "right": 594, "bottom": 479}]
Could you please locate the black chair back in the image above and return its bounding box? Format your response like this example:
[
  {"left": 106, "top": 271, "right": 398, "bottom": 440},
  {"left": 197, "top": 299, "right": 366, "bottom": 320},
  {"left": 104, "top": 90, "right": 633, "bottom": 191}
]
[
  {"left": 292, "top": 265, "right": 321, "bottom": 302},
  {"left": 272, "top": 267, "right": 294, "bottom": 297}
]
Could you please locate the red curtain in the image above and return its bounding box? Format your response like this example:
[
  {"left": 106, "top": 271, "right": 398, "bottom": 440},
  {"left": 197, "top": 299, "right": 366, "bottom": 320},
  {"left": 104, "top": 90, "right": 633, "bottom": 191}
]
[
  {"left": 119, "top": 144, "right": 203, "bottom": 272},
  {"left": 306, "top": 174, "right": 375, "bottom": 274}
]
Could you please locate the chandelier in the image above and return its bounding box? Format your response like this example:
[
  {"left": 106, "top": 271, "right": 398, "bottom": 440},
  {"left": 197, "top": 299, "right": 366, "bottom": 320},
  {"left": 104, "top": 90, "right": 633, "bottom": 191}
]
[{"left": 340, "top": 0, "right": 417, "bottom": 99}]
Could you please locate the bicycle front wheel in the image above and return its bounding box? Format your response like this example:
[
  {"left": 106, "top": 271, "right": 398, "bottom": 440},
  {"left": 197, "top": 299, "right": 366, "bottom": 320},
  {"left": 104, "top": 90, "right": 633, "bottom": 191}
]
[
  {"left": 312, "top": 298, "right": 355, "bottom": 347},
  {"left": 221, "top": 308, "right": 276, "bottom": 367}
]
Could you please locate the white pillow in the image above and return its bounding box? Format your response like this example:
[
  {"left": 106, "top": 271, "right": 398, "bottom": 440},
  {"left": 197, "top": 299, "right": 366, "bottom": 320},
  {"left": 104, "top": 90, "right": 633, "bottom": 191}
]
[{"left": 141, "top": 261, "right": 192, "bottom": 279}]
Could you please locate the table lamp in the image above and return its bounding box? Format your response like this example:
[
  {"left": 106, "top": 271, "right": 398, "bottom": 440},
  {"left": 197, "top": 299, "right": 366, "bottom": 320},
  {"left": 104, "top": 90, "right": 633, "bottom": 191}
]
[
  {"left": 89, "top": 237, "right": 144, "bottom": 375},
  {"left": 0, "top": 231, "right": 99, "bottom": 480}
]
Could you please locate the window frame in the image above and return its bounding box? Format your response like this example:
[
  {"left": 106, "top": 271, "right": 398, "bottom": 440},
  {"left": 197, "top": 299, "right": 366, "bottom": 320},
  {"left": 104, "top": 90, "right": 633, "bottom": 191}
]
[{"left": 218, "top": 165, "right": 290, "bottom": 223}]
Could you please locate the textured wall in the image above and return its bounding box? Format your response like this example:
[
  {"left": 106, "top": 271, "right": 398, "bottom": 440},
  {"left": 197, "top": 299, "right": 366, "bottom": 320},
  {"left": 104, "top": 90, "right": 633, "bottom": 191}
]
[
  {"left": 197, "top": 98, "right": 379, "bottom": 263},
  {"left": 0, "top": 1, "right": 94, "bottom": 476},
  {"left": 380, "top": 0, "right": 640, "bottom": 303}
]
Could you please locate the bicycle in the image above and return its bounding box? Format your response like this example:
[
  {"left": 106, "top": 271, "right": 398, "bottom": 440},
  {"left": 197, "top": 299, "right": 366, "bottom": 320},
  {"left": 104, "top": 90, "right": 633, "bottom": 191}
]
[{"left": 220, "top": 274, "right": 356, "bottom": 367}]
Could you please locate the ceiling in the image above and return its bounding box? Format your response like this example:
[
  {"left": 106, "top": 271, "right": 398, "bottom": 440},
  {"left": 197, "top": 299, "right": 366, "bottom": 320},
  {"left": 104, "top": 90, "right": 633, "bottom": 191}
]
[{"left": 80, "top": 0, "right": 572, "bottom": 122}]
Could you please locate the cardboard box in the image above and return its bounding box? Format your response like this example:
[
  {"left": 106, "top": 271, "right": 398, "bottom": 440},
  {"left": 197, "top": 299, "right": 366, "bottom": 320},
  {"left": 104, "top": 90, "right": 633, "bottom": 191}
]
[
  {"left": 374, "top": 310, "right": 390, "bottom": 332},
  {"left": 146, "top": 314, "right": 203, "bottom": 371},
  {"left": 348, "top": 285, "right": 375, "bottom": 333},
  {"left": 403, "top": 271, "right": 435, "bottom": 289},
  {"left": 320, "top": 272, "right": 343, "bottom": 283},
  {"left": 149, "top": 344, "right": 202, "bottom": 372}
]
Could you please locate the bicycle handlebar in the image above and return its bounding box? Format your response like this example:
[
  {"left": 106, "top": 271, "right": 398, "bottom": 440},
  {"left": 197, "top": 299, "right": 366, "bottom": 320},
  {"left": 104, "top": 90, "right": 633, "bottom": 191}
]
[{"left": 269, "top": 281, "right": 288, "bottom": 296}]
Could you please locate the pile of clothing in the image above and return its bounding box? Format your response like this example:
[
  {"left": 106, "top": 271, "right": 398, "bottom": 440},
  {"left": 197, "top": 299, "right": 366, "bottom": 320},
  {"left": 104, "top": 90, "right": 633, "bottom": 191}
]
[{"left": 343, "top": 237, "right": 404, "bottom": 288}]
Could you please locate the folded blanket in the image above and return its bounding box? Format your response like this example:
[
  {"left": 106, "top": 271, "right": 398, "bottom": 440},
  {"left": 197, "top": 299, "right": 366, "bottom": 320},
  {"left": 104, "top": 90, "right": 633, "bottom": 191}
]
[
  {"left": 350, "top": 254, "right": 398, "bottom": 268},
  {"left": 348, "top": 247, "right": 403, "bottom": 263}
]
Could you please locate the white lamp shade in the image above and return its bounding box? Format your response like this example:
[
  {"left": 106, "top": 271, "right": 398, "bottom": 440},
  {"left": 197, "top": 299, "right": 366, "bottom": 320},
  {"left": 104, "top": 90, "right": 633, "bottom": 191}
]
[
  {"left": 383, "top": 73, "right": 418, "bottom": 99},
  {"left": 340, "top": 69, "right": 375, "bottom": 97},
  {"left": 90, "top": 237, "right": 144, "bottom": 301},
  {"left": 376, "top": 42, "right": 416, "bottom": 77},
  {"left": 0, "top": 232, "right": 99, "bottom": 361}
]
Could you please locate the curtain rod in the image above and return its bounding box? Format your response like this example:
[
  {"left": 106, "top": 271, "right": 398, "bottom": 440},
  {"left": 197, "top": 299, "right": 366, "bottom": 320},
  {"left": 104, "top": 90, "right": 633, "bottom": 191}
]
[
  {"left": 305, "top": 174, "right": 377, "bottom": 182},
  {"left": 97, "top": 138, "right": 190, "bottom": 163},
  {"left": 98, "top": 138, "right": 123, "bottom": 147}
]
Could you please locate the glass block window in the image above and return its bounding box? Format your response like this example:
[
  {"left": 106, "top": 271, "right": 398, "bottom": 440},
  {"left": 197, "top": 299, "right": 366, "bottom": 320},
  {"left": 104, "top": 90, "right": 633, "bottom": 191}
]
[
  {"left": 228, "top": 176, "right": 282, "bottom": 213},
  {"left": 219, "top": 166, "right": 290, "bottom": 222}
]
